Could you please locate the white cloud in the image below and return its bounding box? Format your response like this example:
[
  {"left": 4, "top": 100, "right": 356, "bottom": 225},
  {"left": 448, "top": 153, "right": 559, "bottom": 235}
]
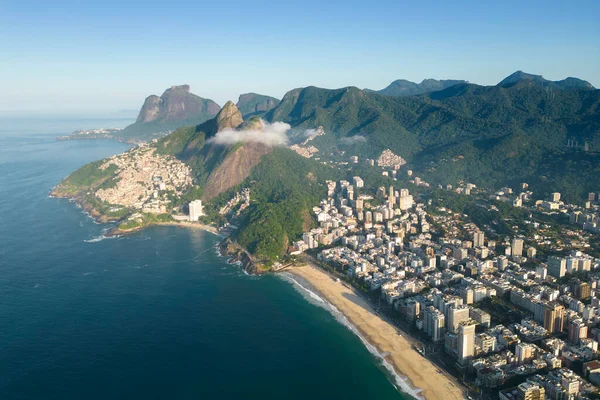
[
  {"left": 208, "top": 120, "right": 291, "bottom": 147},
  {"left": 340, "top": 135, "right": 367, "bottom": 145}
]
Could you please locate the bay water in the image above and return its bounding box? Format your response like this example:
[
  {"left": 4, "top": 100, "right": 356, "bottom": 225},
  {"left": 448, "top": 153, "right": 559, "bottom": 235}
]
[{"left": 0, "top": 116, "right": 408, "bottom": 399}]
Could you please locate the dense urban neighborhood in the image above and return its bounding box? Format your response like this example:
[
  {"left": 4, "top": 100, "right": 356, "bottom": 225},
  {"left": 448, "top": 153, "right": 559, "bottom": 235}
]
[{"left": 290, "top": 157, "right": 600, "bottom": 399}]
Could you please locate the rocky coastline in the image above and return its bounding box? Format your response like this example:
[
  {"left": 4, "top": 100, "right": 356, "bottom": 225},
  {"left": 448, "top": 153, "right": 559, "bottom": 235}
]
[
  {"left": 49, "top": 189, "right": 120, "bottom": 224},
  {"left": 50, "top": 186, "right": 261, "bottom": 274},
  {"left": 219, "top": 238, "right": 262, "bottom": 275}
]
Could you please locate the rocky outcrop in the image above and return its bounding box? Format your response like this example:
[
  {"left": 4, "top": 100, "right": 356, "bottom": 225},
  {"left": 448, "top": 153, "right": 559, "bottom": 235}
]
[
  {"left": 219, "top": 238, "right": 261, "bottom": 274},
  {"left": 215, "top": 101, "right": 244, "bottom": 132}
]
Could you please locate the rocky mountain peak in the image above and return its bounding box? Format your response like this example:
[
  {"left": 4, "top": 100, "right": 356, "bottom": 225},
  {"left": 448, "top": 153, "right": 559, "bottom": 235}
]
[
  {"left": 166, "top": 84, "right": 191, "bottom": 94},
  {"left": 216, "top": 101, "right": 243, "bottom": 132},
  {"left": 133, "top": 85, "right": 220, "bottom": 128}
]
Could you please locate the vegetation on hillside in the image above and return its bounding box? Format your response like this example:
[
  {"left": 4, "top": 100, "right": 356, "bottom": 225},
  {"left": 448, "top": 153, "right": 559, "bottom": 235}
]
[
  {"left": 266, "top": 82, "right": 600, "bottom": 202},
  {"left": 53, "top": 77, "right": 600, "bottom": 263},
  {"left": 234, "top": 148, "right": 341, "bottom": 260},
  {"left": 52, "top": 160, "right": 117, "bottom": 197}
]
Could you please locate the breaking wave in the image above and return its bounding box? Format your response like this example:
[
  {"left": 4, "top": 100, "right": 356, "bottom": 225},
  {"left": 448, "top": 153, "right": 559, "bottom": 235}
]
[
  {"left": 84, "top": 231, "right": 121, "bottom": 243},
  {"left": 279, "top": 272, "right": 424, "bottom": 400}
]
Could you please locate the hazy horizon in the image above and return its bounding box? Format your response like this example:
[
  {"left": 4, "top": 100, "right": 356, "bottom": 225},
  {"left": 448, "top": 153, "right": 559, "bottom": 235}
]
[
  {"left": 3, "top": 0, "right": 600, "bottom": 112},
  {"left": 2, "top": 67, "right": 598, "bottom": 116}
]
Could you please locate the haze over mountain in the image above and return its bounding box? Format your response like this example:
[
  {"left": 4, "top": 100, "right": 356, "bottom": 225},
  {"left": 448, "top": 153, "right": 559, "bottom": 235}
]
[
  {"left": 236, "top": 93, "right": 280, "bottom": 118},
  {"left": 498, "top": 70, "right": 596, "bottom": 90},
  {"left": 367, "top": 78, "right": 466, "bottom": 97}
]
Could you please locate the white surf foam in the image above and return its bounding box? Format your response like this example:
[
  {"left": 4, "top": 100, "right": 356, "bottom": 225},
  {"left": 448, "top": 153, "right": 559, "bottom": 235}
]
[
  {"left": 84, "top": 234, "right": 120, "bottom": 243},
  {"left": 280, "top": 272, "right": 424, "bottom": 400}
]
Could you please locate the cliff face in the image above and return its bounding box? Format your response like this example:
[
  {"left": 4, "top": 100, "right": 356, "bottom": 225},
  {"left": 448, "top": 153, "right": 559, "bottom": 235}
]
[{"left": 136, "top": 95, "right": 163, "bottom": 123}]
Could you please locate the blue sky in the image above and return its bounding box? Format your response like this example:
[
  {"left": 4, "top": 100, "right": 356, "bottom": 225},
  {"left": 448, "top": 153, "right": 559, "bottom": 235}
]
[{"left": 2, "top": 0, "right": 599, "bottom": 112}]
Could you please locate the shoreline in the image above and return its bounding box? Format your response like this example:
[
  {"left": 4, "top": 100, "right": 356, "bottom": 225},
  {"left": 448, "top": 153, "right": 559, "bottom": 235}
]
[
  {"left": 114, "top": 220, "right": 223, "bottom": 237},
  {"left": 56, "top": 190, "right": 464, "bottom": 398},
  {"left": 286, "top": 263, "right": 467, "bottom": 400}
]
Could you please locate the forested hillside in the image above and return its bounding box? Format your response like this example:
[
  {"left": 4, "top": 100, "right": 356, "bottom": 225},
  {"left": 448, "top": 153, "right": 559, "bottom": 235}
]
[{"left": 266, "top": 80, "right": 600, "bottom": 200}]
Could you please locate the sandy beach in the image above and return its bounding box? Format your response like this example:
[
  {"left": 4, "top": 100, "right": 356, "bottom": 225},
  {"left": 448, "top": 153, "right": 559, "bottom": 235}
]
[
  {"left": 288, "top": 264, "right": 467, "bottom": 400},
  {"left": 157, "top": 221, "right": 221, "bottom": 236},
  {"left": 111, "top": 220, "right": 222, "bottom": 237}
]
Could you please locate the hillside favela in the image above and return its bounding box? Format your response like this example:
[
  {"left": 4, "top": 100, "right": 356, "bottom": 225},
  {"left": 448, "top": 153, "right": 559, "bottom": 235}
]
[{"left": 2, "top": 2, "right": 600, "bottom": 400}]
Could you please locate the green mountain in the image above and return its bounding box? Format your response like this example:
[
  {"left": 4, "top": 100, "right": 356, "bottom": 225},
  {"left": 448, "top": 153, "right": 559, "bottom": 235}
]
[
  {"left": 155, "top": 101, "right": 270, "bottom": 200},
  {"left": 54, "top": 100, "right": 335, "bottom": 262},
  {"left": 236, "top": 93, "right": 280, "bottom": 118},
  {"left": 118, "top": 85, "right": 221, "bottom": 142},
  {"left": 52, "top": 72, "right": 600, "bottom": 263},
  {"left": 155, "top": 101, "right": 337, "bottom": 259},
  {"left": 498, "top": 70, "right": 595, "bottom": 90},
  {"left": 266, "top": 81, "right": 600, "bottom": 201},
  {"left": 368, "top": 78, "right": 466, "bottom": 97}
]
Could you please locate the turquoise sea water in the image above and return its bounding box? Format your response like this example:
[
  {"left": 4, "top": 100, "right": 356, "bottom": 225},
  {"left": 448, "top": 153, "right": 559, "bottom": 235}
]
[{"left": 0, "top": 117, "right": 409, "bottom": 399}]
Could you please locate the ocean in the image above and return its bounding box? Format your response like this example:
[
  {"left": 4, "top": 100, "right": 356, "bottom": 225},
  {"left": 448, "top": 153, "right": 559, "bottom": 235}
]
[{"left": 0, "top": 116, "right": 408, "bottom": 400}]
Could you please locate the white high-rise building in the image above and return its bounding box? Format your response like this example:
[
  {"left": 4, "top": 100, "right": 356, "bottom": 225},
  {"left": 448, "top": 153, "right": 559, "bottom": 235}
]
[
  {"left": 536, "top": 265, "right": 547, "bottom": 280},
  {"left": 457, "top": 320, "right": 477, "bottom": 363},
  {"left": 353, "top": 176, "right": 364, "bottom": 188},
  {"left": 448, "top": 305, "right": 470, "bottom": 333},
  {"left": 424, "top": 306, "right": 445, "bottom": 342},
  {"left": 511, "top": 238, "right": 524, "bottom": 257},
  {"left": 548, "top": 256, "right": 566, "bottom": 278},
  {"left": 566, "top": 257, "right": 580, "bottom": 274},
  {"left": 398, "top": 195, "right": 413, "bottom": 211},
  {"left": 189, "top": 200, "right": 204, "bottom": 221},
  {"left": 473, "top": 231, "right": 485, "bottom": 247},
  {"left": 515, "top": 342, "right": 535, "bottom": 365}
]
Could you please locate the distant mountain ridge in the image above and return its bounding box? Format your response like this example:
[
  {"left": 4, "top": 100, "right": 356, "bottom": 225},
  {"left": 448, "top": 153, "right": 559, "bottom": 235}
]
[
  {"left": 498, "top": 70, "right": 595, "bottom": 90},
  {"left": 368, "top": 78, "right": 466, "bottom": 97},
  {"left": 265, "top": 78, "right": 600, "bottom": 200},
  {"left": 236, "top": 93, "right": 279, "bottom": 118}
]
